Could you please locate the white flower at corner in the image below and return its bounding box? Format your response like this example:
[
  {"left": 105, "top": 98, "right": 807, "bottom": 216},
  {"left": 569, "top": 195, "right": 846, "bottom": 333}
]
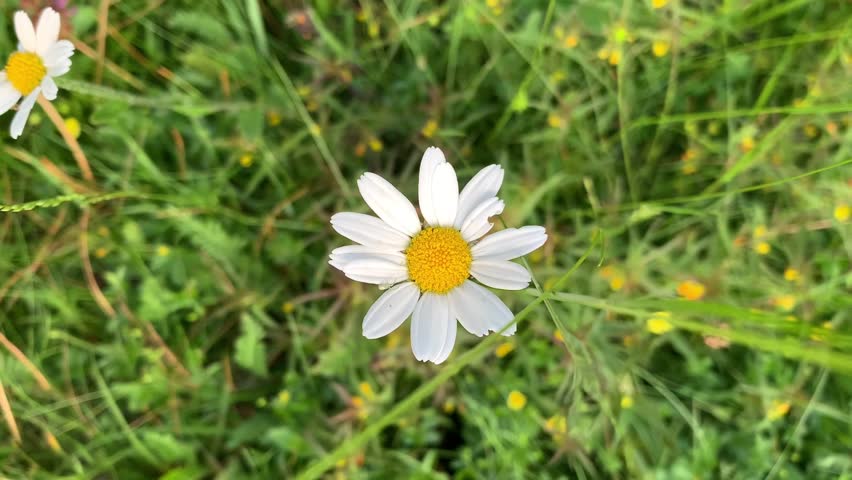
[
  {"left": 329, "top": 146, "right": 547, "bottom": 364},
  {"left": 1, "top": 8, "right": 74, "bottom": 139}
]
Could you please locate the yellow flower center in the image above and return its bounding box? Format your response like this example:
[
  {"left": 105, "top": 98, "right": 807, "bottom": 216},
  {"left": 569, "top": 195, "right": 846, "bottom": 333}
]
[
  {"left": 5, "top": 52, "right": 46, "bottom": 95},
  {"left": 405, "top": 227, "right": 471, "bottom": 294}
]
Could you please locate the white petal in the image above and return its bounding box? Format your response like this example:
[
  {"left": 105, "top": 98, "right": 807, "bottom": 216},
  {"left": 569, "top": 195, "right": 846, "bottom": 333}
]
[
  {"left": 43, "top": 39, "right": 74, "bottom": 67},
  {"left": 340, "top": 257, "right": 408, "bottom": 285},
  {"left": 330, "top": 212, "right": 411, "bottom": 250},
  {"left": 471, "top": 226, "right": 547, "bottom": 261},
  {"left": 14, "top": 11, "right": 37, "bottom": 52},
  {"left": 418, "top": 146, "right": 446, "bottom": 226},
  {"left": 459, "top": 197, "right": 505, "bottom": 242},
  {"left": 0, "top": 72, "right": 6, "bottom": 82},
  {"left": 328, "top": 245, "right": 405, "bottom": 271},
  {"left": 47, "top": 59, "right": 71, "bottom": 77},
  {"left": 431, "top": 163, "right": 459, "bottom": 227},
  {"left": 0, "top": 82, "right": 22, "bottom": 116},
  {"left": 432, "top": 315, "right": 457, "bottom": 364},
  {"left": 410, "top": 293, "right": 450, "bottom": 362},
  {"left": 357, "top": 173, "right": 421, "bottom": 237},
  {"left": 362, "top": 282, "right": 420, "bottom": 339},
  {"left": 470, "top": 260, "right": 531, "bottom": 290},
  {"left": 455, "top": 165, "right": 504, "bottom": 228},
  {"left": 449, "top": 283, "right": 490, "bottom": 337},
  {"left": 35, "top": 8, "right": 60, "bottom": 55},
  {"left": 455, "top": 280, "right": 516, "bottom": 336},
  {"left": 40, "top": 76, "right": 58, "bottom": 100},
  {"left": 10, "top": 88, "right": 39, "bottom": 139}
]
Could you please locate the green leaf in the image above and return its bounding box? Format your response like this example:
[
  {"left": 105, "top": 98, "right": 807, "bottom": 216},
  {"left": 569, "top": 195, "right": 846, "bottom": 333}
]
[
  {"left": 142, "top": 431, "right": 195, "bottom": 464},
  {"left": 235, "top": 314, "right": 268, "bottom": 377}
]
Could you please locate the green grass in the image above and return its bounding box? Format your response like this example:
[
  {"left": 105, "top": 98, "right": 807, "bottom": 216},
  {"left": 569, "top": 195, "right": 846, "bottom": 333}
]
[{"left": 1, "top": 0, "right": 851, "bottom": 479}]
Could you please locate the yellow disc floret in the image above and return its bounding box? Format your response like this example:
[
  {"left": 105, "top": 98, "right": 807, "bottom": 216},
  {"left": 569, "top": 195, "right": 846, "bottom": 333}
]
[
  {"left": 405, "top": 227, "right": 471, "bottom": 294},
  {"left": 5, "top": 52, "right": 46, "bottom": 95}
]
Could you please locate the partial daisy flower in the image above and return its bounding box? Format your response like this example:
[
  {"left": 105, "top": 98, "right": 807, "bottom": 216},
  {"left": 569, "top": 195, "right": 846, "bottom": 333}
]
[
  {"left": 329, "top": 146, "right": 547, "bottom": 364},
  {"left": 1, "top": 8, "right": 74, "bottom": 139}
]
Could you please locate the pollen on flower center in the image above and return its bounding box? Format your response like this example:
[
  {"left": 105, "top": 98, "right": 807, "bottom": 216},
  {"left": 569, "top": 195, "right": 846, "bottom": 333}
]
[
  {"left": 5, "top": 52, "right": 46, "bottom": 95},
  {"left": 405, "top": 227, "right": 471, "bottom": 294}
]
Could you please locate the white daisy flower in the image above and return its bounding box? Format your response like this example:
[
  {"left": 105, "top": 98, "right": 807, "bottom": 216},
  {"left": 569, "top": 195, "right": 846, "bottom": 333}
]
[
  {"left": 330, "top": 146, "right": 547, "bottom": 364},
  {"left": 1, "top": 8, "right": 74, "bottom": 139}
]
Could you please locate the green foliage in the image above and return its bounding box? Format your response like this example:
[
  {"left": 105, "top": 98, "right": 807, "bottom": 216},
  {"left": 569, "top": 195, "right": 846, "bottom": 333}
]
[{"left": 1, "top": 0, "right": 851, "bottom": 479}]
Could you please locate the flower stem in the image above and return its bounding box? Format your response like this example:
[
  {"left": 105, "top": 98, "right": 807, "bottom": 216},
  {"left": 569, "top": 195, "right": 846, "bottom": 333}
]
[{"left": 37, "top": 94, "right": 94, "bottom": 183}]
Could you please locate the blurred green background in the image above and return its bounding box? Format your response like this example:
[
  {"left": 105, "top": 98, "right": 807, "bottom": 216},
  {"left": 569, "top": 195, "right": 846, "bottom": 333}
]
[{"left": 1, "top": 0, "right": 851, "bottom": 478}]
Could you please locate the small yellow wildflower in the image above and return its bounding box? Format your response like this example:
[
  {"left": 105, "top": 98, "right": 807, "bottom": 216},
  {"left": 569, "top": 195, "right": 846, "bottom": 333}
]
[
  {"left": 544, "top": 415, "right": 568, "bottom": 439},
  {"left": 834, "top": 204, "right": 850, "bottom": 222},
  {"left": 620, "top": 395, "right": 634, "bottom": 409},
  {"left": 608, "top": 50, "right": 622, "bottom": 66},
  {"left": 64, "top": 118, "right": 81, "bottom": 139},
  {"left": 156, "top": 245, "right": 170, "bottom": 257},
  {"left": 94, "top": 247, "right": 108, "bottom": 259},
  {"left": 766, "top": 400, "right": 791, "bottom": 420},
  {"left": 267, "top": 111, "right": 282, "bottom": 126},
  {"left": 443, "top": 399, "right": 456, "bottom": 414},
  {"left": 740, "top": 136, "right": 755, "bottom": 153},
  {"left": 563, "top": 33, "right": 579, "bottom": 48},
  {"left": 367, "top": 21, "right": 380, "bottom": 39},
  {"left": 597, "top": 48, "right": 610, "bottom": 61},
  {"left": 682, "top": 162, "right": 697, "bottom": 175},
  {"left": 754, "top": 241, "right": 771, "bottom": 255},
  {"left": 652, "top": 0, "right": 668, "bottom": 8},
  {"left": 506, "top": 390, "right": 527, "bottom": 411},
  {"left": 652, "top": 40, "right": 670, "bottom": 57},
  {"left": 368, "top": 137, "right": 383, "bottom": 152},
  {"left": 421, "top": 119, "right": 439, "bottom": 138},
  {"left": 495, "top": 342, "right": 515, "bottom": 358},
  {"left": 296, "top": 86, "right": 311, "bottom": 97},
  {"left": 547, "top": 113, "right": 565, "bottom": 129},
  {"left": 707, "top": 121, "right": 721, "bottom": 136},
  {"left": 825, "top": 121, "right": 838, "bottom": 136},
  {"left": 351, "top": 395, "right": 368, "bottom": 420},
  {"left": 646, "top": 312, "right": 674, "bottom": 335},
  {"left": 308, "top": 123, "right": 321, "bottom": 136},
  {"left": 783, "top": 268, "right": 800, "bottom": 282},
  {"left": 358, "top": 382, "right": 375, "bottom": 400},
  {"left": 354, "top": 142, "right": 367, "bottom": 157},
  {"left": 282, "top": 302, "right": 295, "bottom": 314},
  {"left": 239, "top": 153, "right": 254, "bottom": 168},
  {"left": 753, "top": 225, "right": 768, "bottom": 238},
  {"left": 553, "top": 329, "right": 564, "bottom": 342},
  {"left": 549, "top": 70, "right": 566, "bottom": 83},
  {"left": 613, "top": 25, "right": 632, "bottom": 44},
  {"left": 803, "top": 124, "right": 818, "bottom": 138},
  {"left": 609, "top": 274, "right": 625, "bottom": 291},
  {"left": 677, "top": 280, "right": 706, "bottom": 301},
  {"left": 277, "top": 390, "right": 291, "bottom": 406},
  {"left": 772, "top": 295, "right": 796, "bottom": 311}
]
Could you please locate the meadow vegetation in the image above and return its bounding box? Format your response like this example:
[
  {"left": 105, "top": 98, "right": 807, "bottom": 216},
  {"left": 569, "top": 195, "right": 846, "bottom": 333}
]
[{"left": 1, "top": 0, "right": 851, "bottom": 478}]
